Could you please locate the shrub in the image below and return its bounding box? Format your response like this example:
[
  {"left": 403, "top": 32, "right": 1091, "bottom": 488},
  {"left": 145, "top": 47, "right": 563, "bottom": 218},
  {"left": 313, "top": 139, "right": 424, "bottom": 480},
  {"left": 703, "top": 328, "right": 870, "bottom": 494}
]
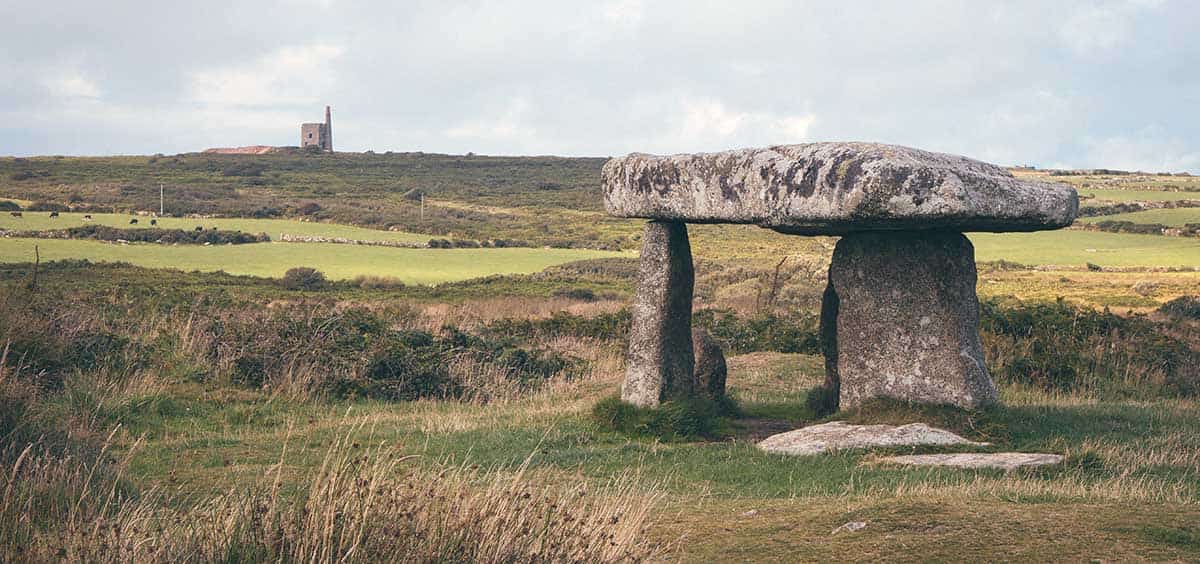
[
  {"left": 221, "top": 163, "right": 266, "bottom": 177},
  {"left": 25, "top": 201, "right": 68, "bottom": 212},
  {"left": 361, "top": 337, "right": 458, "bottom": 400},
  {"left": 551, "top": 287, "right": 597, "bottom": 301},
  {"left": 281, "top": 267, "right": 327, "bottom": 291},
  {"left": 297, "top": 202, "right": 322, "bottom": 215},
  {"left": 48, "top": 225, "right": 268, "bottom": 245},
  {"left": 0, "top": 201, "right": 20, "bottom": 211},
  {"left": 1160, "top": 296, "right": 1200, "bottom": 320},
  {"left": 231, "top": 355, "right": 267, "bottom": 388},
  {"left": 694, "top": 309, "right": 821, "bottom": 355},
  {"left": 981, "top": 298, "right": 1198, "bottom": 398},
  {"left": 249, "top": 206, "right": 281, "bottom": 218}
]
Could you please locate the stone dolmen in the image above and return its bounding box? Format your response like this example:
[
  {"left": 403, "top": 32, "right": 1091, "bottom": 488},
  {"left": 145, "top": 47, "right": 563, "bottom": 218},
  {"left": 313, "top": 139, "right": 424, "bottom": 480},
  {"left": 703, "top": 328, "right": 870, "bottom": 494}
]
[{"left": 604, "top": 142, "right": 1078, "bottom": 411}]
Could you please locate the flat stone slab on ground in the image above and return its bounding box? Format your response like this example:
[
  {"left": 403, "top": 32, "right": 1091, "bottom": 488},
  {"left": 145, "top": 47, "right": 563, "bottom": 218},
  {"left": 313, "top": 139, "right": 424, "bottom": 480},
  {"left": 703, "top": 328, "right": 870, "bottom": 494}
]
[
  {"left": 879, "top": 452, "right": 1064, "bottom": 471},
  {"left": 757, "top": 421, "right": 988, "bottom": 456},
  {"left": 603, "top": 142, "right": 1078, "bottom": 234}
]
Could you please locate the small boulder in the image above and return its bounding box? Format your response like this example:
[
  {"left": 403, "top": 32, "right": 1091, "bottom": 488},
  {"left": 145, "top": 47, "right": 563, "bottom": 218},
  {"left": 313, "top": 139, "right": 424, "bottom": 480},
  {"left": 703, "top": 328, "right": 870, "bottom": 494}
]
[{"left": 692, "top": 328, "right": 727, "bottom": 399}]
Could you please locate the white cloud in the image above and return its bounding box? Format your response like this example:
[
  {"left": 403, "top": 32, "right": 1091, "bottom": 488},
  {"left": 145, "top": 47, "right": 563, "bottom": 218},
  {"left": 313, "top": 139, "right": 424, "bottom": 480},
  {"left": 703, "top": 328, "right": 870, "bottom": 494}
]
[
  {"left": 602, "top": 0, "right": 644, "bottom": 28},
  {"left": 1058, "top": 0, "right": 1163, "bottom": 56},
  {"left": 445, "top": 97, "right": 538, "bottom": 145},
  {"left": 639, "top": 96, "right": 816, "bottom": 153},
  {"left": 42, "top": 72, "right": 100, "bottom": 99},
  {"left": 186, "top": 43, "right": 345, "bottom": 107},
  {"left": 1084, "top": 128, "right": 1200, "bottom": 172}
]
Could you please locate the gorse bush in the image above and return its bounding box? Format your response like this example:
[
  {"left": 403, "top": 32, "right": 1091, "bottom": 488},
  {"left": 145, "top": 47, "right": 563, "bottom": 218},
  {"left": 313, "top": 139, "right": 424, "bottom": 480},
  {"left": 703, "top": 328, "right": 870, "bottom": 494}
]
[
  {"left": 53, "top": 225, "right": 269, "bottom": 244},
  {"left": 981, "top": 298, "right": 1198, "bottom": 398},
  {"left": 1160, "top": 295, "right": 1200, "bottom": 320},
  {"left": 490, "top": 308, "right": 822, "bottom": 355},
  {"left": 280, "top": 266, "right": 327, "bottom": 290},
  {"left": 0, "top": 287, "right": 580, "bottom": 404},
  {"left": 694, "top": 309, "right": 821, "bottom": 355}
]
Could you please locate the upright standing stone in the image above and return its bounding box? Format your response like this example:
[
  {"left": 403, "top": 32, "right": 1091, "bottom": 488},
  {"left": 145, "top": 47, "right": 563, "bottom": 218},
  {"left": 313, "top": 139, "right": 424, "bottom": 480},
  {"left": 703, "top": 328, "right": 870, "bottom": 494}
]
[
  {"left": 827, "top": 231, "right": 998, "bottom": 409},
  {"left": 623, "top": 221, "right": 695, "bottom": 407}
]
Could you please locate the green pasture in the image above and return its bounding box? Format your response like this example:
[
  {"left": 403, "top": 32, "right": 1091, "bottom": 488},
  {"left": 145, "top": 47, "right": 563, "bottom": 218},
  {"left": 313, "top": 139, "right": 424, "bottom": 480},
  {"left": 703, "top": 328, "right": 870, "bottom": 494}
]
[
  {"left": 1077, "top": 207, "right": 1200, "bottom": 227},
  {"left": 0, "top": 237, "right": 623, "bottom": 284},
  {"left": 0, "top": 211, "right": 430, "bottom": 243},
  {"left": 1078, "top": 188, "right": 1200, "bottom": 202},
  {"left": 969, "top": 230, "right": 1200, "bottom": 268}
]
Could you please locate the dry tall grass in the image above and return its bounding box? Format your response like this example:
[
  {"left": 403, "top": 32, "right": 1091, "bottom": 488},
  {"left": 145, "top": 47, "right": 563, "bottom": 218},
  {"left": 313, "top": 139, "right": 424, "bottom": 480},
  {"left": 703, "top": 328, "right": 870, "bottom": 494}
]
[{"left": 0, "top": 426, "right": 664, "bottom": 562}]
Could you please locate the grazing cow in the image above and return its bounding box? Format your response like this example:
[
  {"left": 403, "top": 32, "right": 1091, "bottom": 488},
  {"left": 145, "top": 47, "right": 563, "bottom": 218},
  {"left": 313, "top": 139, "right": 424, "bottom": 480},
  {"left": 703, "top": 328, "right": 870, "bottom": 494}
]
[
  {"left": 49, "top": 211, "right": 59, "bottom": 218},
  {"left": 83, "top": 214, "right": 93, "bottom": 221},
  {"left": 9, "top": 212, "right": 21, "bottom": 217},
  {"left": 129, "top": 218, "right": 138, "bottom": 225},
  {"left": 195, "top": 226, "right": 203, "bottom": 232},
  {"left": 150, "top": 219, "right": 157, "bottom": 226}
]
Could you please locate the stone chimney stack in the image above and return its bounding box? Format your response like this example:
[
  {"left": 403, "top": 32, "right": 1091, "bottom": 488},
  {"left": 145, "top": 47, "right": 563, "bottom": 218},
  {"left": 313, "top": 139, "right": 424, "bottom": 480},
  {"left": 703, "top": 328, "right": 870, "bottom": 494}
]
[{"left": 324, "top": 105, "right": 333, "bottom": 152}]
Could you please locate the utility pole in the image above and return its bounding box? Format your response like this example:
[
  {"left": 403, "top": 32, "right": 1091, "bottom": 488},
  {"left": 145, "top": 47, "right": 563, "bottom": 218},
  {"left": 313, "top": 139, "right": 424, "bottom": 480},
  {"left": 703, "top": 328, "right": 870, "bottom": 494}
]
[
  {"left": 159, "top": 183, "right": 164, "bottom": 216},
  {"left": 420, "top": 193, "right": 425, "bottom": 221}
]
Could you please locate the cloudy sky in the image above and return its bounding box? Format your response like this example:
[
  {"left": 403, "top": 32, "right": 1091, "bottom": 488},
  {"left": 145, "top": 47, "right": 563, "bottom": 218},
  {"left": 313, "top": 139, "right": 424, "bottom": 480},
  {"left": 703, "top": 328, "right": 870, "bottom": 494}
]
[{"left": 2, "top": 0, "right": 1197, "bottom": 171}]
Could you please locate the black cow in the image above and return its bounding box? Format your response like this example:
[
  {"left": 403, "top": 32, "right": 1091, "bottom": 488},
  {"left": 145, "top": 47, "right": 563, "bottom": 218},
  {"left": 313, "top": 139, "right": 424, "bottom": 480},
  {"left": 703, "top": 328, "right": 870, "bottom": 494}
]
[
  {"left": 9, "top": 212, "right": 21, "bottom": 217},
  {"left": 195, "top": 226, "right": 204, "bottom": 232},
  {"left": 129, "top": 218, "right": 139, "bottom": 225},
  {"left": 49, "top": 211, "right": 59, "bottom": 218},
  {"left": 83, "top": 214, "right": 93, "bottom": 221},
  {"left": 150, "top": 219, "right": 157, "bottom": 226}
]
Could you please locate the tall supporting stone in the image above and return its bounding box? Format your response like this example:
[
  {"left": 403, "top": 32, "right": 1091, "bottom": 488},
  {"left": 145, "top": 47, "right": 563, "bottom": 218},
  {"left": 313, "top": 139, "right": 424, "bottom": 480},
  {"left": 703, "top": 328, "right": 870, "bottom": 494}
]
[
  {"left": 825, "top": 231, "right": 998, "bottom": 409},
  {"left": 623, "top": 221, "right": 695, "bottom": 407}
]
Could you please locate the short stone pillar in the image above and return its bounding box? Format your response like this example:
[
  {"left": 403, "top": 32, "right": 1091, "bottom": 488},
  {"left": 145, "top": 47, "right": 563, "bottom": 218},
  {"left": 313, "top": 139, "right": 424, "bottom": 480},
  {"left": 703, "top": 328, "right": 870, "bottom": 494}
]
[
  {"left": 692, "top": 328, "right": 727, "bottom": 399},
  {"left": 622, "top": 220, "right": 695, "bottom": 407},
  {"left": 825, "top": 231, "right": 998, "bottom": 409}
]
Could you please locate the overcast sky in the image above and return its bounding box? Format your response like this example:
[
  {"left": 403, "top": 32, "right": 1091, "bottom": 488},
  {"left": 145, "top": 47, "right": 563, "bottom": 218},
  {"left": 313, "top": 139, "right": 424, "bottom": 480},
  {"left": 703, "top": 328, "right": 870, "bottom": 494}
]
[{"left": 1, "top": 0, "right": 1197, "bottom": 171}]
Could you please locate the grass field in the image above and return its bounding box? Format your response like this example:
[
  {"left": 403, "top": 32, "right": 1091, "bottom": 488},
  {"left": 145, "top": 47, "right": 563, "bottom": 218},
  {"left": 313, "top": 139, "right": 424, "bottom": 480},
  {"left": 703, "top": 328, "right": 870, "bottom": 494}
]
[
  {"left": 0, "top": 211, "right": 431, "bottom": 243},
  {"left": 1077, "top": 207, "right": 1200, "bottom": 227},
  {"left": 22, "top": 347, "right": 1198, "bottom": 561},
  {"left": 0, "top": 237, "right": 623, "bottom": 283},
  {"left": 1, "top": 225, "right": 1196, "bottom": 281},
  {"left": 1078, "top": 188, "right": 1200, "bottom": 202},
  {"left": 969, "top": 230, "right": 1200, "bottom": 268}
]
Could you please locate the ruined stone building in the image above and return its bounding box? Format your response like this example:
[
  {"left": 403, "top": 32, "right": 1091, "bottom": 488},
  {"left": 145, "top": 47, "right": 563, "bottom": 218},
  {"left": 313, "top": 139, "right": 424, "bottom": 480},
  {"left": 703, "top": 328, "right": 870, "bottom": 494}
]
[{"left": 300, "top": 106, "right": 333, "bottom": 152}]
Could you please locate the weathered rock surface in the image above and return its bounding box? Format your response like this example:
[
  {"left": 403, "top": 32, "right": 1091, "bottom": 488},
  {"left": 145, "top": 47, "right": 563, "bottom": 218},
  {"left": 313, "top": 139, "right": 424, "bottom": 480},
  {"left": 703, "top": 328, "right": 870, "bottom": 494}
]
[
  {"left": 622, "top": 221, "right": 695, "bottom": 407},
  {"left": 757, "top": 421, "right": 987, "bottom": 456},
  {"left": 691, "top": 328, "right": 727, "bottom": 398},
  {"left": 827, "top": 231, "right": 998, "bottom": 409},
  {"left": 880, "top": 452, "right": 1064, "bottom": 470},
  {"left": 603, "top": 142, "right": 1078, "bottom": 234}
]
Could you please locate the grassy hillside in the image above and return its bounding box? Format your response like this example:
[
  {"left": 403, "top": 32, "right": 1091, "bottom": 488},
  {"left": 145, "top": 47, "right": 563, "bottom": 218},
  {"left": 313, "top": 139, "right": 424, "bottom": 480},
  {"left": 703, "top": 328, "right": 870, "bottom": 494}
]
[
  {"left": 0, "top": 211, "right": 431, "bottom": 243},
  {"left": 0, "top": 152, "right": 626, "bottom": 248}
]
